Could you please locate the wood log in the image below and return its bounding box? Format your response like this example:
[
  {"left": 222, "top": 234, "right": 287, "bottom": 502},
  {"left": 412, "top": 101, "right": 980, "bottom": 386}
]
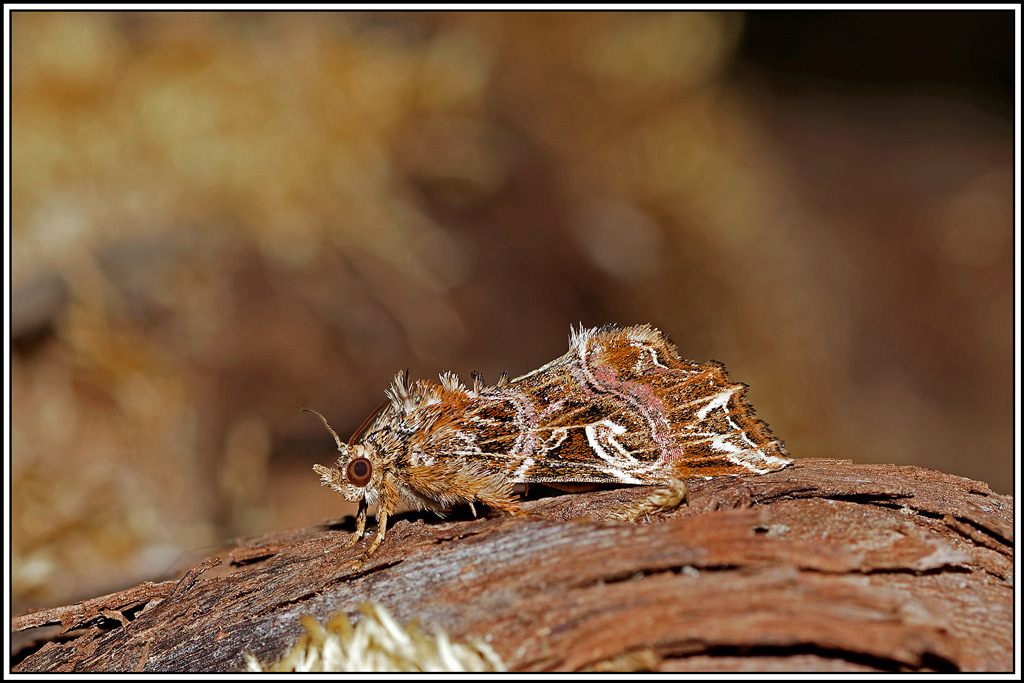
[{"left": 11, "top": 458, "right": 1013, "bottom": 672}]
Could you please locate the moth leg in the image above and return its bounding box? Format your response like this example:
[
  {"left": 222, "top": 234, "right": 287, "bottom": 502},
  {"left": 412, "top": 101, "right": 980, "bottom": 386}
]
[
  {"left": 607, "top": 477, "right": 688, "bottom": 523},
  {"left": 351, "top": 482, "right": 399, "bottom": 566},
  {"left": 343, "top": 498, "right": 368, "bottom": 549},
  {"left": 361, "top": 506, "right": 389, "bottom": 559}
]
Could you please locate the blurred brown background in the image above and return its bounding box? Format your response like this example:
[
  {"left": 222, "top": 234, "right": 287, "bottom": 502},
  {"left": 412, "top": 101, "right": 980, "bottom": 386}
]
[{"left": 10, "top": 11, "right": 1014, "bottom": 614}]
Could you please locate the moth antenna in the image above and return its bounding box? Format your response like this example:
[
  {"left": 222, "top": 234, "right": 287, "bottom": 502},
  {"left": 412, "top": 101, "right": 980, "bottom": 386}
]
[
  {"left": 496, "top": 371, "right": 509, "bottom": 387},
  {"left": 299, "top": 406, "right": 345, "bottom": 451}
]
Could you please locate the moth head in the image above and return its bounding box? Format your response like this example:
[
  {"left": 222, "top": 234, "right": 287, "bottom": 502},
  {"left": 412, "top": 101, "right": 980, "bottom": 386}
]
[{"left": 305, "top": 408, "right": 383, "bottom": 504}]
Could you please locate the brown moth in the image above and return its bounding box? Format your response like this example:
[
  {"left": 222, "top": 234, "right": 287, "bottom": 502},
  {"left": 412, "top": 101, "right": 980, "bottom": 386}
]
[{"left": 309, "top": 323, "right": 791, "bottom": 562}]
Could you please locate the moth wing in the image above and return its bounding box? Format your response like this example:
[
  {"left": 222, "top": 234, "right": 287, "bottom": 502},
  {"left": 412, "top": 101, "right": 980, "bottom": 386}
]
[
  {"left": 511, "top": 420, "right": 663, "bottom": 485},
  {"left": 467, "top": 323, "right": 791, "bottom": 489}
]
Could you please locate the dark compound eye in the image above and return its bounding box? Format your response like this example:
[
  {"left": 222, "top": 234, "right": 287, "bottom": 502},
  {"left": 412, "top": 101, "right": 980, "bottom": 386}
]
[{"left": 346, "top": 457, "right": 373, "bottom": 487}]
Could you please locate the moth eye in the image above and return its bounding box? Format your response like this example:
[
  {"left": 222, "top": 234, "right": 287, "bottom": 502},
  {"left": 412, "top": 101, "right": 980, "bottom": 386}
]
[{"left": 346, "top": 457, "right": 373, "bottom": 487}]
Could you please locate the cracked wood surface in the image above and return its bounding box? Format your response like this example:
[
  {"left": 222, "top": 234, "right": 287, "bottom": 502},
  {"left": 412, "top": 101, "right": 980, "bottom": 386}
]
[{"left": 11, "top": 458, "right": 1014, "bottom": 673}]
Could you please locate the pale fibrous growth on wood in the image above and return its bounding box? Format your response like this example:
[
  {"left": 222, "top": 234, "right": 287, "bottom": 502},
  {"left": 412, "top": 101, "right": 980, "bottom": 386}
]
[
  {"left": 310, "top": 324, "right": 791, "bottom": 561},
  {"left": 243, "top": 602, "right": 505, "bottom": 673}
]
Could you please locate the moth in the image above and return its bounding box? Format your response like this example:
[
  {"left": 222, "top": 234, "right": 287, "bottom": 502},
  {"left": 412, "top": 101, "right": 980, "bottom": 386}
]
[{"left": 309, "top": 323, "right": 791, "bottom": 562}]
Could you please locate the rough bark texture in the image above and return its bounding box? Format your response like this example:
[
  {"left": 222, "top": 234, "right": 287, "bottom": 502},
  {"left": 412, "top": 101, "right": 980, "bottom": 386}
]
[{"left": 11, "top": 458, "right": 1014, "bottom": 673}]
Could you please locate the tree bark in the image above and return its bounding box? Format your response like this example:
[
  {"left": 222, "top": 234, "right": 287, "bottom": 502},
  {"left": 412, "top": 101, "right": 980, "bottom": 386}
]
[{"left": 11, "top": 458, "right": 1014, "bottom": 672}]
